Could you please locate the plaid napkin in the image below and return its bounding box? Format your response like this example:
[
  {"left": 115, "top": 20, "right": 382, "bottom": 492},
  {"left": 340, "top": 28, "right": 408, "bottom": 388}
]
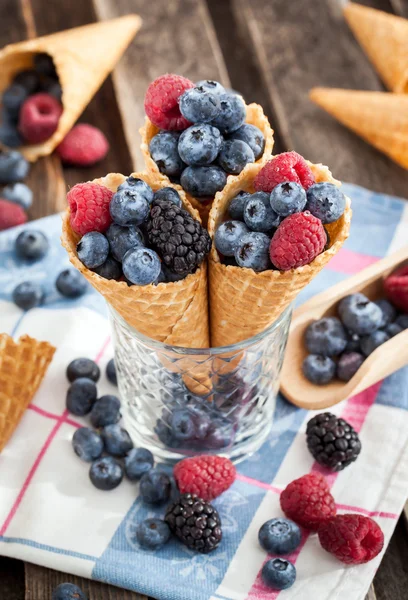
[{"left": 0, "top": 184, "right": 407, "bottom": 600}]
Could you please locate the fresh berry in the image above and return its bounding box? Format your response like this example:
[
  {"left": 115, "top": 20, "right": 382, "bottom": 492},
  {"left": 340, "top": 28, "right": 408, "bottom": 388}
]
[
  {"left": 153, "top": 187, "right": 182, "bottom": 207},
  {"left": 258, "top": 518, "right": 301, "bottom": 554},
  {"left": 318, "top": 514, "right": 384, "bottom": 565},
  {"left": 270, "top": 181, "right": 307, "bottom": 217},
  {"left": 12, "top": 281, "right": 44, "bottom": 310},
  {"left": 346, "top": 332, "right": 361, "bottom": 352},
  {"left": 243, "top": 191, "right": 280, "bottom": 232},
  {"left": 306, "top": 182, "right": 346, "bottom": 224},
  {"left": 180, "top": 165, "right": 227, "bottom": 197},
  {"left": 72, "top": 427, "right": 103, "bottom": 462},
  {"left": 165, "top": 493, "right": 222, "bottom": 553},
  {"left": 41, "top": 78, "right": 62, "bottom": 102},
  {"left": 235, "top": 231, "right": 271, "bottom": 271},
  {"left": 302, "top": 354, "right": 336, "bottom": 385},
  {"left": 270, "top": 211, "right": 326, "bottom": 271},
  {"left": 52, "top": 583, "right": 87, "bottom": 600},
  {"left": 0, "top": 199, "right": 27, "bottom": 231},
  {"left": 13, "top": 70, "right": 40, "bottom": 95},
  {"left": 106, "top": 358, "right": 117, "bottom": 385},
  {"left": 255, "top": 152, "right": 315, "bottom": 193},
  {"left": 179, "top": 86, "right": 220, "bottom": 123},
  {"left": 0, "top": 150, "right": 29, "bottom": 184},
  {"left": 122, "top": 247, "right": 161, "bottom": 286},
  {"left": 306, "top": 412, "right": 362, "bottom": 471},
  {"left": 360, "top": 330, "right": 390, "bottom": 357},
  {"left": 19, "top": 93, "right": 62, "bottom": 143},
  {"left": 178, "top": 124, "right": 222, "bottom": 166},
  {"left": 218, "top": 139, "right": 254, "bottom": 174},
  {"left": 174, "top": 455, "right": 236, "bottom": 501},
  {"left": 261, "top": 558, "right": 296, "bottom": 591},
  {"left": 146, "top": 198, "right": 211, "bottom": 276},
  {"left": 375, "top": 299, "right": 397, "bottom": 328},
  {"left": 56, "top": 268, "right": 87, "bottom": 298},
  {"left": 66, "top": 377, "right": 97, "bottom": 416},
  {"left": 385, "top": 322, "right": 403, "bottom": 337},
  {"left": 15, "top": 230, "right": 48, "bottom": 260},
  {"left": 149, "top": 131, "right": 186, "bottom": 177},
  {"left": 77, "top": 231, "right": 109, "bottom": 269},
  {"left": 228, "top": 190, "right": 250, "bottom": 220},
  {"left": 211, "top": 92, "right": 246, "bottom": 134},
  {"left": 396, "top": 314, "right": 408, "bottom": 329},
  {"left": 140, "top": 469, "right": 171, "bottom": 504},
  {"left": 196, "top": 79, "right": 225, "bottom": 96},
  {"left": 229, "top": 123, "right": 265, "bottom": 160},
  {"left": 90, "top": 395, "right": 121, "bottom": 428},
  {"left": 136, "top": 518, "right": 171, "bottom": 550},
  {"left": 66, "top": 358, "right": 100, "bottom": 383},
  {"left": 110, "top": 180, "right": 152, "bottom": 227},
  {"left": 3, "top": 183, "right": 33, "bottom": 210},
  {"left": 0, "top": 119, "right": 23, "bottom": 148},
  {"left": 57, "top": 124, "right": 109, "bottom": 166},
  {"left": 305, "top": 317, "right": 347, "bottom": 356},
  {"left": 338, "top": 293, "right": 383, "bottom": 335},
  {"left": 169, "top": 409, "right": 196, "bottom": 441},
  {"left": 280, "top": 472, "right": 336, "bottom": 531},
  {"left": 89, "top": 456, "right": 123, "bottom": 491},
  {"left": 34, "top": 53, "right": 57, "bottom": 78},
  {"left": 106, "top": 223, "right": 143, "bottom": 262},
  {"left": 125, "top": 447, "right": 154, "bottom": 481},
  {"left": 2, "top": 84, "right": 28, "bottom": 119},
  {"left": 144, "top": 74, "right": 194, "bottom": 130},
  {"left": 68, "top": 183, "right": 113, "bottom": 236},
  {"left": 101, "top": 424, "right": 133, "bottom": 457},
  {"left": 160, "top": 264, "right": 185, "bottom": 282},
  {"left": 215, "top": 220, "right": 249, "bottom": 257},
  {"left": 337, "top": 352, "right": 365, "bottom": 382},
  {"left": 384, "top": 265, "right": 408, "bottom": 312},
  {"left": 93, "top": 256, "right": 122, "bottom": 280}
]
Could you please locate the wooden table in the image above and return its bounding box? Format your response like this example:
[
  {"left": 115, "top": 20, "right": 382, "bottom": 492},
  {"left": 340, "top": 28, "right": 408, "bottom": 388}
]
[{"left": 1, "top": 0, "right": 408, "bottom": 598}]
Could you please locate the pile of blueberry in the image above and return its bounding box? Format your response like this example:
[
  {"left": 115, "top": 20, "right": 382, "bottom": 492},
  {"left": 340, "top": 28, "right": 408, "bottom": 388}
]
[
  {"left": 258, "top": 518, "right": 300, "bottom": 590},
  {"left": 303, "top": 292, "right": 408, "bottom": 385}
]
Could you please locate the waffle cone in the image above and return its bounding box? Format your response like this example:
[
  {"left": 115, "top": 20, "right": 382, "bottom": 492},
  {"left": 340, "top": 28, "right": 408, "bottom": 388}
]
[
  {"left": 310, "top": 88, "right": 408, "bottom": 169},
  {"left": 140, "top": 103, "right": 274, "bottom": 225},
  {"left": 0, "top": 334, "right": 55, "bottom": 452},
  {"left": 344, "top": 3, "right": 408, "bottom": 93},
  {"left": 61, "top": 172, "right": 209, "bottom": 349},
  {"left": 0, "top": 15, "right": 141, "bottom": 161},
  {"left": 208, "top": 162, "right": 352, "bottom": 347}
]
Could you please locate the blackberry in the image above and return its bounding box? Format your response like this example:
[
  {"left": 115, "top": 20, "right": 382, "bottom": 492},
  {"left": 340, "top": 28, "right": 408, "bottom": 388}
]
[
  {"left": 146, "top": 199, "right": 211, "bottom": 277},
  {"left": 306, "top": 412, "right": 362, "bottom": 471},
  {"left": 165, "top": 493, "right": 222, "bottom": 553}
]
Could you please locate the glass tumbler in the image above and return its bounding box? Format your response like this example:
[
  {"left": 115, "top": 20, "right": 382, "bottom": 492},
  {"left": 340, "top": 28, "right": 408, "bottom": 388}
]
[{"left": 109, "top": 305, "right": 292, "bottom": 464}]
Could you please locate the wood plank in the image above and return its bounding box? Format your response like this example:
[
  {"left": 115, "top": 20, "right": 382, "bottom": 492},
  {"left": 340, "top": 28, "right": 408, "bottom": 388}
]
[
  {"left": 370, "top": 518, "right": 408, "bottom": 600},
  {"left": 0, "top": 556, "right": 25, "bottom": 600}
]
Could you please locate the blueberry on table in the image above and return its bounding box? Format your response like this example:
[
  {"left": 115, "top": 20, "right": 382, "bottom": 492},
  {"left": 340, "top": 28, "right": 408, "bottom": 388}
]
[
  {"left": 211, "top": 92, "right": 246, "bottom": 134},
  {"left": 270, "top": 181, "right": 307, "bottom": 217},
  {"left": 66, "top": 377, "right": 97, "bottom": 416},
  {"left": 195, "top": 79, "right": 226, "bottom": 96},
  {"left": 56, "top": 268, "right": 87, "bottom": 298},
  {"left": 337, "top": 352, "right": 365, "bottom": 382},
  {"left": 90, "top": 395, "right": 121, "bottom": 428},
  {"left": 149, "top": 131, "right": 185, "bottom": 178},
  {"left": 106, "top": 223, "right": 144, "bottom": 262},
  {"left": 305, "top": 317, "right": 347, "bottom": 357},
  {"left": 122, "top": 247, "right": 161, "bottom": 286},
  {"left": 306, "top": 182, "right": 346, "bottom": 224},
  {"left": 106, "top": 358, "right": 117, "bottom": 385},
  {"left": 0, "top": 150, "right": 29, "bottom": 184},
  {"left": 338, "top": 293, "right": 383, "bottom": 335},
  {"left": 66, "top": 358, "right": 100, "bottom": 383},
  {"left": 52, "top": 582, "right": 87, "bottom": 600},
  {"left": 302, "top": 354, "right": 336, "bottom": 385},
  {"left": 76, "top": 231, "right": 109, "bottom": 269},
  {"left": 234, "top": 232, "right": 271, "bottom": 272},
  {"left": 178, "top": 124, "right": 222, "bottom": 166},
  {"left": 261, "top": 558, "right": 296, "bottom": 590},
  {"left": 180, "top": 165, "right": 227, "bottom": 197},
  {"left": 89, "top": 456, "right": 123, "bottom": 491},
  {"left": 258, "top": 518, "right": 301, "bottom": 554},
  {"left": 16, "top": 230, "right": 49, "bottom": 262},
  {"left": 179, "top": 86, "right": 221, "bottom": 123},
  {"left": 12, "top": 281, "right": 44, "bottom": 310},
  {"left": 217, "top": 139, "right": 255, "bottom": 175},
  {"left": 136, "top": 518, "right": 171, "bottom": 550},
  {"left": 229, "top": 123, "right": 265, "bottom": 160},
  {"left": 139, "top": 469, "right": 171, "bottom": 504},
  {"left": 5, "top": 183, "right": 33, "bottom": 210},
  {"left": 72, "top": 427, "right": 104, "bottom": 462},
  {"left": 243, "top": 191, "right": 280, "bottom": 232},
  {"left": 101, "top": 423, "right": 133, "bottom": 457},
  {"left": 215, "top": 220, "right": 249, "bottom": 257},
  {"left": 228, "top": 190, "right": 250, "bottom": 220},
  {"left": 125, "top": 447, "right": 154, "bottom": 481}
]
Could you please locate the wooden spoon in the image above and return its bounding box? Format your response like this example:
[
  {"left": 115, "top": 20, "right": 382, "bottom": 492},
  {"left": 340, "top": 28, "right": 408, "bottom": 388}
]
[{"left": 280, "top": 247, "right": 408, "bottom": 409}]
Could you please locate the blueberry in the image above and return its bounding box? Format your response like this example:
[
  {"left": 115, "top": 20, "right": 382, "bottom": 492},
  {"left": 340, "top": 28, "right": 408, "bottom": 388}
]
[
  {"left": 178, "top": 124, "right": 222, "bottom": 166},
  {"left": 153, "top": 187, "right": 182, "bottom": 207},
  {"left": 360, "top": 330, "right": 390, "bottom": 357},
  {"left": 106, "top": 223, "right": 144, "bottom": 262},
  {"left": 346, "top": 331, "right": 361, "bottom": 352},
  {"left": 215, "top": 220, "right": 249, "bottom": 257},
  {"left": 122, "top": 247, "right": 161, "bottom": 286},
  {"left": 261, "top": 558, "right": 296, "bottom": 591},
  {"left": 136, "top": 518, "right": 171, "bottom": 550},
  {"left": 306, "top": 182, "right": 346, "bottom": 224},
  {"left": 12, "top": 281, "right": 44, "bottom": 310},
  {"left": 0, "top": 150, "right": 29, "bottom": 184},
  {"left": 243, "top": 191, "right": 280, "bottom": 232},
  {"left": 235, "top": 232, "right": 271, "bottom": 271},
  {"left": 77, "top": 231, "right": 109, "bottom": 269},
  {"left": 90, "top": 395, "right": 121, "bottom": 428},
  {"left": 34, "top": 52, "right": 57, "bottom": 77},
  {"left": 52, "top": 583, "right": 87, "bottom": 600},
  {"left": 229, "top": 123, "right": 265, "bottom": 160},
  {"left": 72, "top": 427, "right": 104, "bottom": 462},
  {"left": 218, "top": 139, "right": 254, "bottom": 175},
  {"left": 195, "top": 79, "right": 226, "bottom": 96},
  {"left": 15, "top": 230, "right": 48, "bottom": 260},
  {"left": 385, "top": 322, "right": 403, "bottom": 337},
  {"left": 93, "top": 255, "right": 122, "bottom": 280},
  {"left": 0, "top": 120, "right": 23, "bottom": 148},
  {"left": 13, "top": 69, "right": 40, "bottom": 95},
  {"left": 139, "top": 469, "right": 171, "bottom": 504},
  {"left": 149, "top": 131, "right": 185, "bottom": 177},
  {"left": 258, "top": 518, "right": 301, "bottom": 554},
  {"left": 338, "top": 293, "right": 383, "bottom": 335},
  {"left": 337, "top": 352, "right": 365, "bottom": 382},
  {"left": 211, "top": 93, "right": 246, "bottom": 134},
  {"left": 125, "top": 447, "right": 154, "bottom": 481},
  {"left": 179, "top": 86, "right": 221, "bottom": 123},
  {"left": 2, "top": 84, "right": 28, "bottom": 119},
  {"left": 305, "top": 317, "right": 347, "bottom": 356},
  {"left": 270, "top": 181, "right": 307, "bottom": 217},
  {"left": 66, "top": 377, "right": 97, "bottom": 416},
  {"left": 302, "top": 354, "right": 336, "bottom": 384},
  {"left": 101, "top": 423, "right": 133, "bottom": 457},
  {"left": 180, "top": 165, "right": 227, "bottom": 197},
  {"left": 395, "top": 314, "right": 408, "bottom": 330},
  {"left": 155, "top": 419, "right": 180, "bottom": 448},
  {"left": 4, "top": 183, "right": 33, "bottom": 210},
  {"left": 169, "top": 409, "right": 196, "bottom": 441},
  {"left": 375, "top": 299, "right": 397, "bottom": 327},
  {"left": 89, "top": 456, "right": 123, "bottom": 491},
  {"left": 106, "top": 358, "right": 117, "bottom": 385},
  {"left": 159, "top": 264, "right": 186, "bottom": 283},
  {"left": 204, "top": 418, "right": 235, "bottom": 449},
  {"left": 66, "top": 358, "right": 100, "bottom": 383},
  {"left": 56, "top": 268, "right": 87, "bottom": 298},
  {"left": 41, "top": 77, "right": 62, "bottom": 102},
  {"left": 110, "top": 185, "right": 151, "bottom": 227},
  {"left": 228, "top": 190, "right": 250, "bottom": 220}
]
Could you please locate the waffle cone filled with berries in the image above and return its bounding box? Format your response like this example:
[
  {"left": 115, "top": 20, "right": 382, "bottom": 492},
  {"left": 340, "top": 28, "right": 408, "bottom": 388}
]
[
  {"left": 0, "top": 334, "right": 55, "bottom": 452},
  {"left": 208, "top": 157, "right": 352, "bottom": 348}
]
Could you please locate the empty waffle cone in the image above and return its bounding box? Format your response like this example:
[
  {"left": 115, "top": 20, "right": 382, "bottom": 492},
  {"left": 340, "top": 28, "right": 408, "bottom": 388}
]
[
  {"left": 207, "top": 162, "right": 352, "bottom": 348},
  {"left": 344, "top": 3, "right": 408, "bottom": 93},
  {"left": 310, "top": 88, "right": 408, "bottom": 170},
  {"left": 0, "top": 334, "right": 55, "bottom": 452},
  {"left": 0, "top": 15, "right": 141, "bottom": 161},
  {"left": 140, "top": 103, "right": 274, "bottom": 225}
]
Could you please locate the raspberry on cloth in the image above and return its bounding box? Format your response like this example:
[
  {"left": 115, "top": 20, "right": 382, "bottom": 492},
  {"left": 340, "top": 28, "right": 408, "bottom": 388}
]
[{"left": 174, "top": 455, "right": 236, "bottom": 501}]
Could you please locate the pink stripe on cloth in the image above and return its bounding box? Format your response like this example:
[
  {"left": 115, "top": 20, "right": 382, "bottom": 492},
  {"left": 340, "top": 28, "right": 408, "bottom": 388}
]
[
  {"left": 235, "top": 474, "right": 282, "bottom": 494},
  {"left": 28, "top": 404, "right": 82, "bottom": 428},
  {"left": 327, "top": 248, "right": 379, "bottom": 275},
  {"left": 336, "top": 504, "right": 398, "bottom": 519}
]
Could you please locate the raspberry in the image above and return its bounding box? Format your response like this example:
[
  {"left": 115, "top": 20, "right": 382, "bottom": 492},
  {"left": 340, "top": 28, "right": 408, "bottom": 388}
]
[
  {"left": 144, "top": 74, "right": 194, "bottom": 130},
  {"left": 255, "top": 152, "right": 315, "bottom": 193},
  {"left": 270, "top": 211, "right": 326, "bottom": 271},
  {"left": 57, "top": 124, "right": 109, "bottom": 166},
  {"left": 0, "top": 199, "right": 27, "bottom": 231},
  {"left": 174, "top": 455, "right": 236, "bottom": 501},
  {"left": 67, "top": 183, "right": 113, "bottom": 236},
  {"left": 19, "top": 93, "right": 62, "bottom": 144},
  {"left": 318, "top": 514, "right": 384, "bottom": 565},
  {"left": 280, "top": 473, "right": 336, "bottom": 531},
  {"left": 384, "top": 265, "right": 408, "bottom": 312}
]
